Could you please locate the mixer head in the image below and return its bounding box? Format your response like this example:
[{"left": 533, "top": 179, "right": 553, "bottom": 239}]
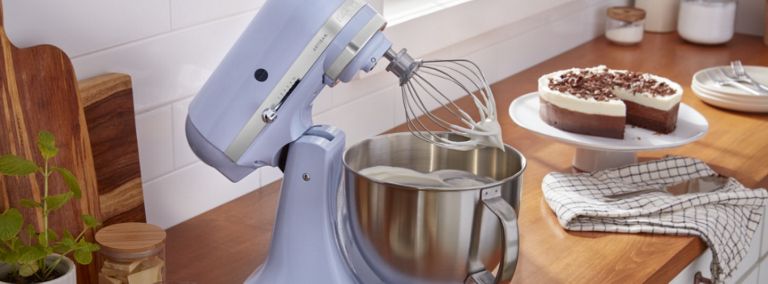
[
  {"left": 385, "top": 49, "right": 504, "bottom": 151},
  {"left": 186, "top": 0, "right": 503, "bottom": 182}
]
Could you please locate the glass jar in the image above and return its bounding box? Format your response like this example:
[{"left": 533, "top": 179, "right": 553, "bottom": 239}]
[
  {"left": 605, "top": 7, "right": 646, "bottom": 45},
  {"left": 635, "top": 0, "right": 680, "bottom": 32},
  {"left": 678, "top": 0, "right": 737, "bottom": 44},
  {"left": 95, "top": 223, "right": 166, "bottom": 284}
]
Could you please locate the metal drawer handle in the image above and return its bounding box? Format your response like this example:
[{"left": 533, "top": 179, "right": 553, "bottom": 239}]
[{"left": 694, "top": 272, "right": 713, "bottom": 284}]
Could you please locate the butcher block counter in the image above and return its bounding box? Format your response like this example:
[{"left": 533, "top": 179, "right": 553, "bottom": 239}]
[{"left": 166, "top": 33, "right": 768, "bottom": 283}]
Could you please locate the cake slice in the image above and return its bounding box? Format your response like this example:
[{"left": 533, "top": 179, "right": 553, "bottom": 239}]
[{"left": 538, "top": 66, "right": 682, "bottom": 139}]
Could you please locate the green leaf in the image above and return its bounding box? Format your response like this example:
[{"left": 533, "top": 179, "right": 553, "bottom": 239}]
[
  {"left": 1, "top": 249, "right": 19, "bottom": 264},
  {"left": 37, "top": 131, "right": 58, "bottom": 159},
  {"left": 20, "top": 198, "right": 41, "bottom": 208},
  {"left": 53, "top": 229, "right": 77, "bottom": 254},
  {"left": 52, "top": 167, "right": 81, "bottom": 199},
  {"left": 26, "top": 224, "right": 36, "bottom": 243},
  {"left": 44, "top": 192, "right": 73, "bottom": 212},
  {"left": 37, "top": 229, "right": 58, "bottom": 247},
  {"left": 81, "top": 214, "right": 101, "bottom": 229},
  {"left": 61, "top": 230, "right": 75, "bottom": 246},
  {"left": 18, "top": 261, "right": 39, "bottom": 277},
  {"left": 0, "top": 208, "right": 23, "bottom": 241},
  {"left": 73, "top": 248, "right": 92, "bottom": 264},
  {"left": 0, "top": 155, "right": 39, "bottom": 176},
  {"left": 18, "top": 245, "right": 47, "bottom": 262},
  {"left": 81, "top": 241, "right": 99, "bottom": 252}
]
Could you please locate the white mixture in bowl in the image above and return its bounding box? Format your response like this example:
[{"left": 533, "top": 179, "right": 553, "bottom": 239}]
[{"left": 359, "top": 166, "right": 496, "bottom": 188}]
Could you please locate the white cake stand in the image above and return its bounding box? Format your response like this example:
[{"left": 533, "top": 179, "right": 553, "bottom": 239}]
[{"left": 509, "top": 92, "right": 709, "bottom": 171}]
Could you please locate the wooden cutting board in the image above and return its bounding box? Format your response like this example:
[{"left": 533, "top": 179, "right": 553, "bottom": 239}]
[
  {"left": 79, "top": 73, "right": 144, "bottom": 226},
  {"left": 0, "top": 2, "right": 100, "bottom": 283}
]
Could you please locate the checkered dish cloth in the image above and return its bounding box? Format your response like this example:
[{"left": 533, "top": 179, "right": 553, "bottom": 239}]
[{"left": 542, "top": 156, "right": 767, "bottom": 282}]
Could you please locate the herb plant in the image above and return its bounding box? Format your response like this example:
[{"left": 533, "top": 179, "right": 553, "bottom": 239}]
[{"left": 0, "top": 131, "right": 100, "bottom": 282}]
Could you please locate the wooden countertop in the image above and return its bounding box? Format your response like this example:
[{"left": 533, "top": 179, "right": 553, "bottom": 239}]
[{"left": 166, "top": 33, "right": 768, "bottom": 283}]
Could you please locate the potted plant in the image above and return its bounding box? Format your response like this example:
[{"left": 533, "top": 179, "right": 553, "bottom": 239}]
[{"left": 0, "top": 131, "right": 100, "bottom": 283}]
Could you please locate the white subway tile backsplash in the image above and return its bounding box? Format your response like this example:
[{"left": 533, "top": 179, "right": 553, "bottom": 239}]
[
  {"left": 313, "top": 88, "right": 335, "bottom": 116},
  {"left": 332, "top": 70, "right": 397, "bottom": 109},
  {"left": 170, "top": 0, "right": 265, "bottom": 29},
  {"left": 463, "top": 1, "right": 609, "bottom": 86},
  {"left": 384, "top": 0, "right": 571, "bottom": 58},
  {"left": 4, "top": 0, "right": 171, "bottom": 57},
  {"left": 260, "top": 167, "right": 283, "bottom": 187},
  {"left": 71, "top": 12, "right": 256, "bottom": 113},
  {"left": 143, "top": 162, "right": 261, "bottom": 228},
  {"left": 135, "top": 106, "right": 175, "bottom": 182},
  {"left": 172, "top": 97, "right": 198, "bottom": 168},
  {"left": 314, "top": 86, "right": 397, "bottom": 147}
]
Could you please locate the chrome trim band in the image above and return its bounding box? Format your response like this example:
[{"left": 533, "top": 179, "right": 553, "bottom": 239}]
[
  {"left": 225, "top": 0, "right": 366, "bottom": 161},
  {"left": 325, "top": 13, "right": 387, "bottom": 82}
]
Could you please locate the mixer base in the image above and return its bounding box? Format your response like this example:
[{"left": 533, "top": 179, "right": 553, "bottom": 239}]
[{"left": 244, "top": 125, "right": 357, "bottom": 284}]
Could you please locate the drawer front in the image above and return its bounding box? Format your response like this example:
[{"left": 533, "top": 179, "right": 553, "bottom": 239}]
[
  {"left": 730, "top": 226, "right": 764, "bottom": 283},
  {"left": 670, "top": 249, "right": 713, "bottom": 284},
  {"left": 761, "top": 205, "right": 768, "bottom": 257}
]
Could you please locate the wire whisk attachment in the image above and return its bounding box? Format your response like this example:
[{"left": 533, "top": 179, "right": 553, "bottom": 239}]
[{"left": 384, "top": 48, "right": 504, "bottom": 151}]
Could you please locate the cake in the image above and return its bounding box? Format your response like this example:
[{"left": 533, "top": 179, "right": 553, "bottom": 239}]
[{"left": 538, "top": 66, "right": 682, "bottom": 139}]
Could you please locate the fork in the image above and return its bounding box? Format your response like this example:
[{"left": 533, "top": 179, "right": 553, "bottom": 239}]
[
  {"left": 729, "top": 60, "right": 768, "bottom": 93},
  {"left": 704, "top": 69, "right": 765, "bottom": 96}
]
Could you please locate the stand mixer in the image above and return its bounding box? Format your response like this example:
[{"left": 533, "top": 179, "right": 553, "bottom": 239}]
[{"left": 185, "top": 0, "right": 517, "bottom": 283}]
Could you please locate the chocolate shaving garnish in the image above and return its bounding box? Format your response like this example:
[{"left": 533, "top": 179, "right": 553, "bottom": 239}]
[{"left": 549, "top": 68, "right": 676, "bottom": 100}]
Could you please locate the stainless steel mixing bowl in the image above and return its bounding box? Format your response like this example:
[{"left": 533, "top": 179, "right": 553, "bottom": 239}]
[{"left": 343, "top": 133, "right": 526, "bottom": 284}]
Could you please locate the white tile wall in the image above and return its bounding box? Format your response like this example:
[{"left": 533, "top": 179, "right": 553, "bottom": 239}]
[
  {"left": 70, "top": 12, "right": 255, "bottom": 113},
  {"left": 170, "top": 0, "right": 265, "bottom": 29},
  {"left": 4, "top": 0, "right": 171, "bottom": 57},
  {"left": 142, "top": 162, "right": 262, "bottom": 229},
  {"left": 5, "top": 0, "right": 764, "bottom": 228},
  {"left": 314, "top": 86, "right": 398, "bottom": 147},
  {"left": 171, "top": 98, "right": 197, "bottom": 169},
  {"left": 135, "top": 107, "right": 175, "bottom": 182}
]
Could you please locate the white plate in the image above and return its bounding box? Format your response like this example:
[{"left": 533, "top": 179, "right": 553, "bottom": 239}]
[
  {"left": 692, "top": 65, "right": 768, "bottom": 96},
  {"left": 691, "top": 85, "right": 768, "bottom": 113},
  {"left": 508, "top": 93, "right": 709, "bottom": 152},
  {"left": 691, "top": 83, "right": 768, "bottom": 105}
]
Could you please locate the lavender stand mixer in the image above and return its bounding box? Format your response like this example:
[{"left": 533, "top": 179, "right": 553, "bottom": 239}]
[{"left": 185, "top": 0, "right": 522, "bottom": 283}]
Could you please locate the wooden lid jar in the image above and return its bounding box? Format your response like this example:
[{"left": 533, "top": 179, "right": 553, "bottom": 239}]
[
  {"left": 605, "top": 7, "right": 646, "bottom": 45},
  {"left": 607, "top": 7, "right": 647, "bottom": 22},
  {"left": 95, "top": 223, "right": 166, "bottom": 284}
]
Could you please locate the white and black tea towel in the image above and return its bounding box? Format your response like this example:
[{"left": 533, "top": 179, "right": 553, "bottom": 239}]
[{"left": 542, "top": 156, "right": 767, "bottom": 282}]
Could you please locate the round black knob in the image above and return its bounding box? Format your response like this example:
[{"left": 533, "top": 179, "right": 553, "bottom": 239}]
[{"left": 254, "top": 69, "right": 268, "bottom": 82}]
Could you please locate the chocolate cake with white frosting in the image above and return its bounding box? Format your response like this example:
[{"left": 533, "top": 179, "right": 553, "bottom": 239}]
[{"left": 538, "top": 66, "right": 682, "bottom": 139}]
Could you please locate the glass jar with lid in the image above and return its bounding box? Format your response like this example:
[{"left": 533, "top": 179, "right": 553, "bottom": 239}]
[
  {"left": 95, "top": 223, "right": 166, "bottom": 284},
  {"left": 678, "top": 0, "right": 737, "bottom": 44},
  {"left": 605, "top": 7, "right": 647, "bottom": 45}
]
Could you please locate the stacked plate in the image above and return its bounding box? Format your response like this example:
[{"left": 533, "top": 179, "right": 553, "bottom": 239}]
[{"left": 691, "top": 66, "right": 768, "bottom": 113}]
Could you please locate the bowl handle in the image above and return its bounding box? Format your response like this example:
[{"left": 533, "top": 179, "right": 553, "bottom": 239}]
[{"left": 465, "top": 187, "right": 519, "bottom": 284}]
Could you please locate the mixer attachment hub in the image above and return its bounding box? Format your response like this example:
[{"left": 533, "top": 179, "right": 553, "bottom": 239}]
[{"left": 384, "top": 48, "right": 421, "bottom": 86}]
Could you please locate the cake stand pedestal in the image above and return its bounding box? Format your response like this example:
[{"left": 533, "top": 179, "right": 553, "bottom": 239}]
[
  {"left": 509, "top": 93, "right": 709, "bottom": 172},
  {"left": 572, "top": 148, "right": 637, "bottom": 172}
]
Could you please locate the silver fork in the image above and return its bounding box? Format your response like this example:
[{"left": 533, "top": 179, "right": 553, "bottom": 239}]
[
  {"left": 730, "top": 60, "right": 768, "bottom": 93},
  {"left": 704, "top": 69, "right": 765, "bottom": 96}
]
